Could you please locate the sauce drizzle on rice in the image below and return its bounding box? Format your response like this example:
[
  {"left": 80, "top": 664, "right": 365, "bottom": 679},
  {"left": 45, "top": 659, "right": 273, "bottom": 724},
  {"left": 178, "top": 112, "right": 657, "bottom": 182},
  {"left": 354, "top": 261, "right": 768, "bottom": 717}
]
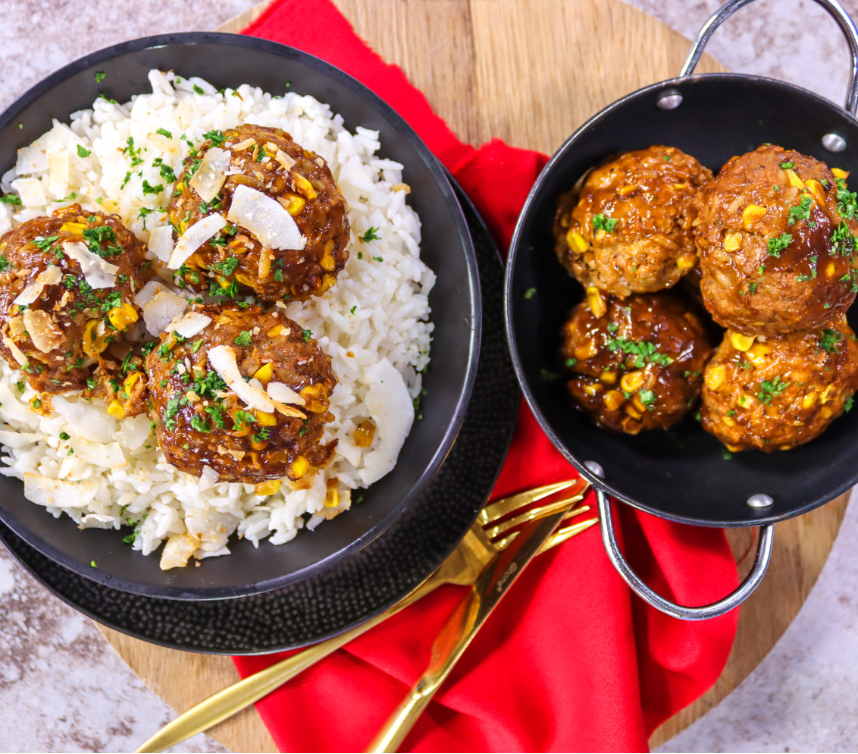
[{"left": 0, "top": 70, "right": 434, "bottom": 568}]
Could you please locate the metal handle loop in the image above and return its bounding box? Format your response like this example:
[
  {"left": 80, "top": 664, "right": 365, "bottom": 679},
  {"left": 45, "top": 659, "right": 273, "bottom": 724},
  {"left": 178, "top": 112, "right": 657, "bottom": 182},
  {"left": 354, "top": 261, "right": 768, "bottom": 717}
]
[
  {"left": 597, "top": 489, "right": 774, "bottom": 621},
  {"left": 680, "top": 0, "right": 858, "bottom": 114}
]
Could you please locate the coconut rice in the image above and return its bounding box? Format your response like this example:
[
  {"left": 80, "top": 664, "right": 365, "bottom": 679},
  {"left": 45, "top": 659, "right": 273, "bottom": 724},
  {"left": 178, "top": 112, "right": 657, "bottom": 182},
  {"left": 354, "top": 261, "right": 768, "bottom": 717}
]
[{"left": 0, "top": 70, "right": 434, "bottom": 568}]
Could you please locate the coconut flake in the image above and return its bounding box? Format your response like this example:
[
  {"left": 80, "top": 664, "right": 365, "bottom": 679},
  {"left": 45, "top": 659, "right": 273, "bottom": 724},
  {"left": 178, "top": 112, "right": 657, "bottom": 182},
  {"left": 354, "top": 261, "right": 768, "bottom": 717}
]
[
  {"left": 226, "top": 184, "right": 305, "bottom": 251},
  {"left": 359, "top": 359, "right": 415, "bottom": 485},
  {"left": 24, "top": 472, "right": 99, "bottom": 508},
  {"left": 142, "top": 290, "right": 188, "bottom": 336},
  {"left": 160, "top": 532, "right": 198, "bottom": 570},
  {"left": 147, "top": 225, "right": 174, "bottom": 262},
  {"left": 199, "top": 465, "right": 219, "bottom": 490},
  {"left": 62, "top": 241, "right": 118, "bottom": 289},
  {"left": 275, "top": 149, "right": 296, "bottom": 170},
  {"left": 22, "top": 309, "right": 63, "bottom": 353},
  {"left": 13, "top": 265, "right": 62, "bottom": 306},
  {"left": 2, "top": 338, "right": 28, "bottom": 366},
  {"left": 168, "top": 213, "right": 227, "bottom": 269},
  {"left": 208, "top": 345, "right": 276, "bottom": 413},
  {"left": 114, "top": 414, "right": 152, "bottom": 451},
  {"left": 168, "top": 311, "right": 212, "bottom": 339},
  {"left": 134, "top": 280, "right": 170, "bottom": 308},
  {"left": 52, "top": 396, "right": 117, "bottom": 443},
  {"left": 48, "top": 151, "right": 69, "bottom": 195},
  {"left": 267, "top": 381, "right": 305, "bottom": 406},
  {"left": 10, "top": 178, "right": 46, "bottom": 206},
  {"left": 189, "top": 147, "right": 230, "bottom": 203},
  {"left": 232, "top": 138, "right": 255, "bottom": 152}
]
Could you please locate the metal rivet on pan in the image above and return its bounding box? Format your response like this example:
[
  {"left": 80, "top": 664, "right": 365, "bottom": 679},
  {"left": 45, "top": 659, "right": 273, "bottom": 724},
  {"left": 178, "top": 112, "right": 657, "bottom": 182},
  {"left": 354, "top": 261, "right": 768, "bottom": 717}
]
[
  {"left": 822, "top": 133, "right": 847, "bottom": 152},
  {"left": 656, "top": 89, "right": 683, "bottom": 110},
  {"left": 585, "top": 460, "right": 605, "bottom": 478},
  {"left": 747, "top": 493, "right": 774, "bottom": 508}
]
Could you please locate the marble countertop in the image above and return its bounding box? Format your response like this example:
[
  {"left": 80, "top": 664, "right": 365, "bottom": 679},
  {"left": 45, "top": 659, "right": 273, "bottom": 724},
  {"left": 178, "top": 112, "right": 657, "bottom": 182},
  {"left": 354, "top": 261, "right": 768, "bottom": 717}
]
[{"left": 0, "top": 0, "right": 857, "bottom": 751}]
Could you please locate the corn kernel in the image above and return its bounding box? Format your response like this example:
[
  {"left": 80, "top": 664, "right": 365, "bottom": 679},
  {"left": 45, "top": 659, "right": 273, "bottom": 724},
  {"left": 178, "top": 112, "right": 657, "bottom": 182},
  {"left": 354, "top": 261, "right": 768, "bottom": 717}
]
[
  {"left": 723, "top": 232, "right": 743, "bottom": 252},
  {"left": 59, "top": 222, "right": 87, "bottom": 236},
  {"left": 620, "top": 370, "right": 645, "bottom": 392},
  {"left": 317, "top": 273, "right": 336, "bottom": 295},
  {"left": 108, "top": 302, "right": 139, "bottom": 331},
  {"left": 625, "top": 404, "right": 642, "bottom": 420},
  {"left": 107, "top": 400, "right": 125, "bottom": 419},
  {"left": 833, "top": 168, "right": 849, "bottom": 179},
  {"left": 586, "top": 286, "right": 607, "bottom": 319},
  {"left": 742, "top": 204, "right": 767, "bottom": 228},
  {"left": 300, "top": 383, "right": 329, "bottom": 413},
  {"left": 254, "top": 480, "right": 281, "bottom": 496},
  {"left": 673, "top": 183, "right": 687, "bottom": 191},
  {"left": 583, "top": 383, "right": 603, "bottom": 397},
  {"left": 594, "top": 228, "right": 606, "bottom": 242},
  {"left": 730, "top": 332, "right": 756, "bottom": 352},
  {"left": 805, "top": 180, "right": 826, "bottom": 205},
  {"left": 705, "top": 364, "right": 727, "bottom": 391},
  {"left": 235, "top": 273, "right": 254, "bottom": 287},
  {"left": 600, "top": 371, "right": 617, "bottom": 385},
  {"left": 291, "top": 172, "right": 317, "bottom": 200},
  {"left": 726, "top": 444, "right": 743, "bottom": 453},
  {"left": 621, "top": 416, "right": 642, "bottom": 435},
  {"left": 278, "top": 193, "right": 306, "bottom": 216},
  {"left": 288, "top": 455, "right": 310, "bottom": 480},
  {"left": 354, "top": 419, "right": 376, "bottom": 448},
  {"left": 574, "top": 338, "right": 599, "bottom": 362},
  {"left": 124, "top": 372, "right": 142, "bottom": 392},
  {"left": 82, "top": 319, "right": 109, "bottom": 357},
  {"left": 785, "top": 168, "right": 805, "bottom": 189},
  {"left": 747, "top": 343, "right": 770, "bottom": 366},
  {"left": 676, "top": 253, "right": 696, "bottom": 271},
  {"left": 820, "top": 406, "right": 833, "bottom": 419},
  {"left": 722, "top": 415, "right": 735, "bottom": 427},
  {"left": 324, "top": 484, "right": 339, "bottom": 508},
  {"left": 821, "top": 385, "right": 836, "bottom": 404},
  {"left": 618, "top": 185, "right": 637, "bottom": 197},
  {"left": 802, "top": 392, "right": 818, "bottom": 409},
  {"left": 252, "top": 363, "right": 274, "bottom": 385},
  {"left": 826, "top": 261, "right": 837, "bottom": 278},
  {"left": 632, "top": 394, "right": 648, "bottom": 413},
  {"left": 255, "top": 411, "right": 278, "bottom": 426},
  {"left": 603, "top": 390, "right": 625, "bottom": 412},
  {"left": 321, "top": 240, "right": 336, "bottom": 272},
  {"left": 566, "top": 229, "right": 588, "bottom": 253}
]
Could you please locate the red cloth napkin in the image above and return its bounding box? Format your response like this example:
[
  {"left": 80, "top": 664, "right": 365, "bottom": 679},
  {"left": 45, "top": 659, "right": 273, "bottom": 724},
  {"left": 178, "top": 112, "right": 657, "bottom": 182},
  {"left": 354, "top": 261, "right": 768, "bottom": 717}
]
[{"left": 233, "top": 2, "right": 741, "bottom": 750}]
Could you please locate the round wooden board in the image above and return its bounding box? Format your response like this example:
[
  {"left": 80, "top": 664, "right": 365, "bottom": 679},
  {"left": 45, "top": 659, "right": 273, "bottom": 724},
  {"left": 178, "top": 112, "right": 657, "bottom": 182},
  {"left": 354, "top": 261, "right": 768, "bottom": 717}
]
[{"left": 97, "top": 1, "right": 853, "bottom": 751}]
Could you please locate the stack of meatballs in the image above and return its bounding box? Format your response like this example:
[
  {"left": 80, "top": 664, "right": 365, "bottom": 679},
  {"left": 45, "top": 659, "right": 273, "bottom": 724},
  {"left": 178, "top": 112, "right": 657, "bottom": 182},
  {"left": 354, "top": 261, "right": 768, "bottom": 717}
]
[
  {"left": 0, "top": 124, "right": 348, "bottom": 488},
  {"left": 555, "top": 144, "right": 858, "bottom": 452}
]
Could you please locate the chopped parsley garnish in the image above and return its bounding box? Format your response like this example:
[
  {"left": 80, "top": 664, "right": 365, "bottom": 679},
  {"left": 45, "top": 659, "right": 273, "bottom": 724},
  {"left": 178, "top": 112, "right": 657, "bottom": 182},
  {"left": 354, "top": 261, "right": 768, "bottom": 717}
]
[
  {"left": 797, "top": 255, "right": 818, "bottom": 283},
  {"left": 758, "top": 376, "right": 790, "bottom": 404},
  {"left": 156, "top": 127, "right": 172, "bottom": 138},
  {"left": 788, "top": 194, "right": 813, "bottom": 225},
  {"left": 121, "top": 352, "right": 134, "bottom": 373},
  {"left": 302, "top": 329, "right": 312, "bottom": 342},
  {"left": 163, "top": 397, "right": 181, "bottom": 431},
  {"left": 523, "top": 288, "right": 537, "bottom": 300},
  {"left": 274, "top": 270, "right": 284, "bottom": 282},
  {"left": 350, "top": 305, "right": 357, "bottom": 315},
  {"left": 780, "top": 161, "right": 795, "bottom": 170},
  {"left": 212, "top": 256, "right": 240, "bottom": 276},
  {"left": 846, "top": 395, "right": 855, "bottom": 413},
  {"left": 565, "top": 358, "right": 578, "bottom": 368},
  {"left": 33, "top": 235, "right": 59, "bottom": 253},
  {"left": 359, "top": 227, "right": 381, "bottom": 243},
  {"left": 638, "top": 389, "right": 656, "bottom": 408},
  {"left": 592, "top": 214, "right": 618, "bottom": 233},
  {"left": 836, "top": 177, "right": 857, "bottom": 220},
  {"left": 748, "top": 282, "right": 757, "bottom": 295},
  {"left": 123, "top": 136, "right": 144, "bottom": 167},
  {"left": 82, "top": 225, "right": 118, "bottom": 257},
  {"left": 193, "top": 84, "right": 205, "bottom": 95},
  {"left": 0, "top": 256, "right": 9, "bottom": 272},
  {"left": 141, "top": 342, "right": 156, "bottom": 356},
  {"left": 233, "top": 410, "right": 256, "bottom": 431},
  {"left": 606, "top": 337, "right": 674, "bottom": 368},
  {"left": 95, "top": 71, "right": 106, "bottom": 83},
  {"left": 252, "top": 427, "right": 271, "bottom": 443},
  {"left": 819, "top": 328, "right": 845, "bottom": 354},
  {"left": 191, "top": 414, "right": 211, "bottom": 433},
  {"left": 607, "top": 323, "right": 619, "bottom": 333},
  {"left": 76, "top": 145, "right": 91, "bottom": 158},
  {"left": 203, "top": 130, "right": 226, "bottom": 146},
  {"left": 191, "top": 339, "right": 203, "bottom": 354},
  {"left": 152, "top": 157, "right": 177, "bottom": 183},
  {"left": 142, "top": 179, "right": 163, "bottom": 196},
  {"left": 234, "top": 331, "right": 253, "bottom": 346},
  {"left": 830, "top": 221, "right": 855, "bottom": 257},
  {"left": 767, "top": 233, "right": 792, "bottom": 258},
  {"left": 0, "top": 194, "right": 21, "bottom": 206},
  {"left": 205, "top": 403, "right": 227, "bottom": 430},
  {"left": 540, "top": 369, "right": 559, "bottom": 382}
]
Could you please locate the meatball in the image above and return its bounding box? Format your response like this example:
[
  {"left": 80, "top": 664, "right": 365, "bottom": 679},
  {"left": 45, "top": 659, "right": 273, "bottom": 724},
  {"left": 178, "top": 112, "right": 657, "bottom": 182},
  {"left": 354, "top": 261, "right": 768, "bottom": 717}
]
[
  {"left": 694, "top": 145, "right": 858, "bottom": 335},
  {"left": 561, "top": 289, "right": 712, "bottom": 434},
  {"left": 169, "top": 124, "right": 349, "bottom": 302},
  {"left": 554, "top": 146, "right": 713, "bottom": 298},
  {"left": 0, "top": 205, "right": 152, "bottom": 410},
  {"left": 147, "top": 302, "right": 338, "bottom": 484},
  {"left": 701, "top": 318, "right": 858, "bottom": 452}
]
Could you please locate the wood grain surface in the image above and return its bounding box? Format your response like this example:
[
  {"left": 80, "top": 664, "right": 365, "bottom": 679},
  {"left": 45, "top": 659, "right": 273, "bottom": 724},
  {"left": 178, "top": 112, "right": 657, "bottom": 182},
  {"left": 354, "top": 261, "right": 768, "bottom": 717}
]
[{"left": 97, "top": 1, "right": 852, "bottom": 751}]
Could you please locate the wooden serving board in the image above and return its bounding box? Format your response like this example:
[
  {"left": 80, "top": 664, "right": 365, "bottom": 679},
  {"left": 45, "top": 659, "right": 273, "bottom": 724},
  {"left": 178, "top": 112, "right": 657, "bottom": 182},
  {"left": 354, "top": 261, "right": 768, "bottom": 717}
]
[{"left": 97, "top": 1, "right": 852, "bottom": 751}]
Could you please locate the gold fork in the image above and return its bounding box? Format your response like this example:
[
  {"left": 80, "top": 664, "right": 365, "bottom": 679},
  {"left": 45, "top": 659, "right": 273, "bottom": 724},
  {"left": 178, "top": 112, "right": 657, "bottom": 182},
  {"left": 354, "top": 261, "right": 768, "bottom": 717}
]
[{"left": 136, "top": 478, "right": 595, "bottom": 753}]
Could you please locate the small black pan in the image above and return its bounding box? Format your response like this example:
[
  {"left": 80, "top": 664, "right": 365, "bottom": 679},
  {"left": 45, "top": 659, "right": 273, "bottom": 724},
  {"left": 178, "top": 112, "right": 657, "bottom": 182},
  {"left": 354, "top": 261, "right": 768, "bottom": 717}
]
[{"left": 505, "top": 0, "right": 858, "bottom": 619}]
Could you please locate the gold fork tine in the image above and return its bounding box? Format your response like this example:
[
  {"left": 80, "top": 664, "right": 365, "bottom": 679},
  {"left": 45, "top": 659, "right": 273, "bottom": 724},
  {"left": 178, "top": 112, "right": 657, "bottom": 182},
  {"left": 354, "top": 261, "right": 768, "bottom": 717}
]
[
  {"left": 493, "top": 505, "right": 594, "bottom": 551},
  {"left": 479, "top": 478, "right": 588, "bottom": 525},
  {"left": 539, "top": 517, "right": 598, "bottom": 553},
  {"left": 483, "top": 493, "right": 586, "bottom": 539}
]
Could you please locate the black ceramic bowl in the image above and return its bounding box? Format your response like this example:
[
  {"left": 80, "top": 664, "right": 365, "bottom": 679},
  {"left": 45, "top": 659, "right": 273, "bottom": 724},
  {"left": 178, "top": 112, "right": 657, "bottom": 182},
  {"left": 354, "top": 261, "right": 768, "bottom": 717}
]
[{"left": 0, "top": 33, "right": 480, "bottom": 599}]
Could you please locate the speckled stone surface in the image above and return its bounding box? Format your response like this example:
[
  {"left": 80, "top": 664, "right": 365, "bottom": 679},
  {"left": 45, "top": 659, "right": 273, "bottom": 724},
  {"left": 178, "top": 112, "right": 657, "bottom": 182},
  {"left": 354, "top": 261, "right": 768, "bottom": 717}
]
[{"left": 0, "top": 0, "right": 857, "bottom": 751}]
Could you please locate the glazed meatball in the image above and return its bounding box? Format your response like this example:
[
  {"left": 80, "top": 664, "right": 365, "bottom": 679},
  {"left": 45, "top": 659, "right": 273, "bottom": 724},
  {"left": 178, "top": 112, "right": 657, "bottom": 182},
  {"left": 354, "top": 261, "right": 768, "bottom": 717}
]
[
  {"left": 701, "top": 318, "right": 858, "bottom": 452},
  {"left": 694, "top": 145, "right": 858, "bottom": 335},
  {"left": 147, "top": 302, "right": 338, "bottom": 484},
  {"left": 0, "top": 205, "right": 152, "bottom": 410},
  {"left": 554, "top": 146, "right": 713, "bottom": 298},
  {"left": 561, "top": 290, "right": 712, "bottom": 434},
  {"left": 169, "top": 124, "right": 349, "bottom": 302}
]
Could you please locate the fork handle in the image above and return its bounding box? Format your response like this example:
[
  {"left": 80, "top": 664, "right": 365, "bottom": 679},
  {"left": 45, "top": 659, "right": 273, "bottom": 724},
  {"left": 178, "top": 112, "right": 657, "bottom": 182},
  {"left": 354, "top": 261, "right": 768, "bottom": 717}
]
[{"left": 134, "top": 575, "right": 442, "bottom": 753}]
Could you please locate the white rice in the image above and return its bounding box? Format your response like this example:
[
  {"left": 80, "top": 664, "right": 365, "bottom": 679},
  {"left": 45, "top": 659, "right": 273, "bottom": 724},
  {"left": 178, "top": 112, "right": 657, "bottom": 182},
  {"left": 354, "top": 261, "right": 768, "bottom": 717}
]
[{"left": 0, "top": 70, "right": 434, "bottom": 567}]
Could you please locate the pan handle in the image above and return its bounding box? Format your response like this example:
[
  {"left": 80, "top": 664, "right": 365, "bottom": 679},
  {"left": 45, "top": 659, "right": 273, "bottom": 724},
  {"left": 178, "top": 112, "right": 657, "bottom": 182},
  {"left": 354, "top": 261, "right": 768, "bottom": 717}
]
[
  {"left": 680, "top": 0, "right": 858, "bottom": 115},
  {"left": 596, "top": 489, "right": 774, "bottom": 621}
]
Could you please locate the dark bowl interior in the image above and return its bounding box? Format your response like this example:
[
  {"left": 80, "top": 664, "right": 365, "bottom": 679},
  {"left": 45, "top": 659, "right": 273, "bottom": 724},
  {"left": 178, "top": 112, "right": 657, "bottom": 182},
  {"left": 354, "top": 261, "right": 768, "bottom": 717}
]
[
  {"left": 507, "top": 73, "right": 858, "bottom": 528},
  {"left": 0, "top": 33, "right": 480, "bottom": 598}
]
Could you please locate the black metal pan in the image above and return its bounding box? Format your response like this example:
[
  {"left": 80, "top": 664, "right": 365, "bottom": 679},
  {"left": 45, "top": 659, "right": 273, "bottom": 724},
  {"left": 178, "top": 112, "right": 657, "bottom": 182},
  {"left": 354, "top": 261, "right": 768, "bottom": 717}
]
[{"left": 505, "top": 0, "right": 858, "bottom": 619}]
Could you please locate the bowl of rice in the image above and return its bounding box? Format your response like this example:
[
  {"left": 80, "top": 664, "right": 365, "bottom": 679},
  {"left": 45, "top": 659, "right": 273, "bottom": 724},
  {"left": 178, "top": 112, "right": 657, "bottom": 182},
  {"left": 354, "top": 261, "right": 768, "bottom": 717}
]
[{"left": 0, "top": 33, "right": 480, "bottom": 599}]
